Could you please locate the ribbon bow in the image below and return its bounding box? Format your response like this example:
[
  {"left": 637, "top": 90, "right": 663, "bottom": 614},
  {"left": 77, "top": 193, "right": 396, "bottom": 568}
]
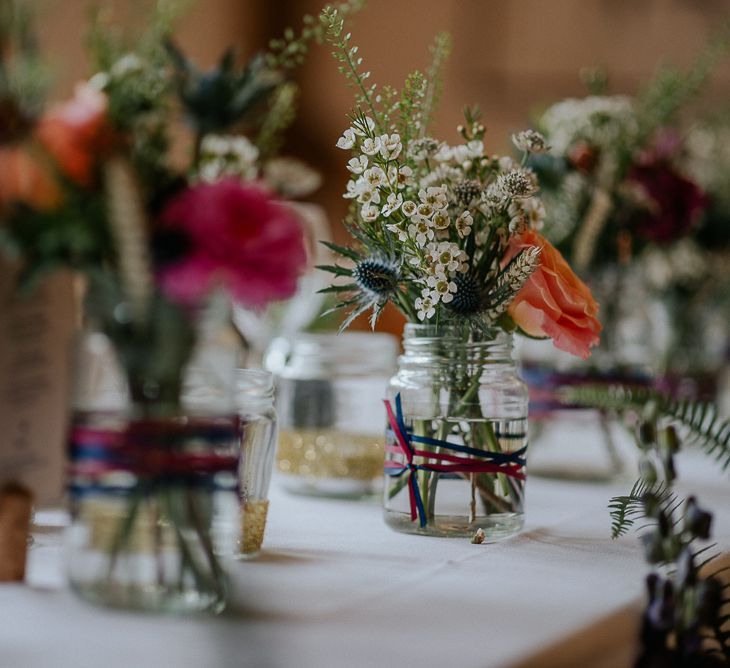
[{"left": 384, "top": 394, "right": 526, "bottom": 527}]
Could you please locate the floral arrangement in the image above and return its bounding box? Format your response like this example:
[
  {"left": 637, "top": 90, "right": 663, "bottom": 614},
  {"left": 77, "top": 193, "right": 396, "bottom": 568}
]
[
  {"left": 315, "top": 7, "right": 600, "bottom": 535},
  {"left": 0, "top": 0, "right": 361, "bottom": 612},
  {"left": 0, "top": 1, "right": 341, "bottom": 405},
  {"left": 318, "top": 12, "right": 600, "bottom": 359},
  {"left": 531, "top": 45, "right": 727, "bottom": 276},
  {"left": 640, "top": 115, "right": 730, "bottom": 381}
]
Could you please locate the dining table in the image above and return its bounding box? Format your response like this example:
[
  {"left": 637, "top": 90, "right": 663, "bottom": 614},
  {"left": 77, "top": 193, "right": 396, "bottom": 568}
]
[{"left": 3, "top": 445, "right": 729, "bottom": 668}]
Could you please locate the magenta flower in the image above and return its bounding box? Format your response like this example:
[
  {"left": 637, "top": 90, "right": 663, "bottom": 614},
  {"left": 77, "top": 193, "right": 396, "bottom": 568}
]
[{"left": 157, "top": 178, "right": 307, "bottom": 309}]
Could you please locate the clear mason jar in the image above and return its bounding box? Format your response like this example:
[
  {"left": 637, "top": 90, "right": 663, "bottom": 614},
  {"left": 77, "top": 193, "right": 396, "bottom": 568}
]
[
  {"left": 384, "top": 324, "right": 529, "bottom": 539},
  {"left": 266, "top": 332, "right": 398, "bottom": 498},
  {"left": 65, "top": 315, "right": 241, "bottom": 614},
  {"left": 235, "top": 369, "right": 277, "bottom": 558}
]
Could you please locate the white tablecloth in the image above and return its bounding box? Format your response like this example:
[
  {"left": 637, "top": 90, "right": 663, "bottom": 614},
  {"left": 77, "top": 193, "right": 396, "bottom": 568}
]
[{"left": 3, "top": 449, "right": 729, "bottom": 668}]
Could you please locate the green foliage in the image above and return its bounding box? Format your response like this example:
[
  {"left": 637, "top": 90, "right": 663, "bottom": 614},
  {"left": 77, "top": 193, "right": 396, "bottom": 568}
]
[
  {"left": 267, "top": 0, "right": 365, "bottom": 71},
  {"left": 634, "top": 21, "right": 730, "bottom": 145},
  {"left": 608, "top": 478, "right": 676, "bottom": 539},
  {"left": 320, "top": 5, "right": 384, "bottom": 131},
  {"left": 397, "top": 71, "right": 427, "bottom": 147},
  {"left": 255, "top": 81, "right": 299, "bottom": 160},
  {"left": 562, "top": 384, "right": 730, "bottom": 472},
  {"left": 166, "top": 44, "right": 282, "bottom": 138},
  {"left": 421, "top": 32, "right": 451, "bottom": 137}
]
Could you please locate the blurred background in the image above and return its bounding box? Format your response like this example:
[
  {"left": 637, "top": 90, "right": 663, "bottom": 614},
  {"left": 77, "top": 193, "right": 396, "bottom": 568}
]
[{"left": 35, "top": 0, "right": 730, "bottom": 334}]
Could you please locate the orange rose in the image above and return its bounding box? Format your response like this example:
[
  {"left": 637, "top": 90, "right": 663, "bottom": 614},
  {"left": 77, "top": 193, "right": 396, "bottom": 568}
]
[
  {"left": 0, "top": 145, "right": 62, "bottom": 211},
  {"left": 505, "top": 229, "right": 601, "bottom": 359},
  {"left": 35, "top": 83, "right": 113, "bottom": 187}
]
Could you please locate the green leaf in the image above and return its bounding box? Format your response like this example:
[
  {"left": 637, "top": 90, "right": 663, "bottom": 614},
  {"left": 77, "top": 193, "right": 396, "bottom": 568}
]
[
  {"left": 319, "top": 240, "right": 361, "bottom": 261},
  {"left": 315, "top": 263, "right": 353, "bottom": 277}
]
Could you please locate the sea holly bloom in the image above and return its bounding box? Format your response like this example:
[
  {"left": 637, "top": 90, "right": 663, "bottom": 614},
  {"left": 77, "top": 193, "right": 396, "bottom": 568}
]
[
  {"left": 504, "top": 228, "right": 601, "bottom": 359},
  {"left": 336, "top": 128, "right": 356, "bottom": 149},
  {"left": 157, "top": 178, "right": 307, "bottom": 309}
]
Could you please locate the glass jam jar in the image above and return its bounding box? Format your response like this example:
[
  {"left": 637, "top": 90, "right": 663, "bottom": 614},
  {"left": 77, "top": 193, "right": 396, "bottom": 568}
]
[{"left": 265, "top": 332, "right": 398, "bottom": 498}]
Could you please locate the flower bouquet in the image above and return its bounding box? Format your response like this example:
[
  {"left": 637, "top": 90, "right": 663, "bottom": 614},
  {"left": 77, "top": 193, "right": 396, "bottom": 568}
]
[
  {"left": 318, "top": 9, "right": 600, "bottom": 536},
  {"left": 0, "top": 2, "right": 316, "bottom": 611},
  {"left": 529, "top": 36, "right": 729, "bottom": 371}
]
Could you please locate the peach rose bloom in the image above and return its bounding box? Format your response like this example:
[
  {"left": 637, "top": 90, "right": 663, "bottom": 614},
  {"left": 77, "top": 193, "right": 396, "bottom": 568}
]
[
  {"left": 0, "top": 146, "right": 62, "bottom": 210},
  {"left": 36, "top": 83, "right": 112, "bottom": 187},
  {"left": 504, "top": 228, "right": 601, "bottom": 359}
]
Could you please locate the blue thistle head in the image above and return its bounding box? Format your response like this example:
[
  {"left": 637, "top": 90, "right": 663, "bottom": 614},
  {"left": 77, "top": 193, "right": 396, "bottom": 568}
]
[
  {"left": 447, "top": 273, "right": 483, "bottom": 316},
  {"left": 352, "top": 258, "right": 400, "bottom": 298}
]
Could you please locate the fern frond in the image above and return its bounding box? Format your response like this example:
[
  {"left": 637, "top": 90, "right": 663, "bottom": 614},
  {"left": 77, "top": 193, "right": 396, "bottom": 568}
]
[
  {"left": 609, "top": 478, "right": 675, "bottom": 539},
  {"left": 561, "top": 385, "right": 730, "bottom": 473}
]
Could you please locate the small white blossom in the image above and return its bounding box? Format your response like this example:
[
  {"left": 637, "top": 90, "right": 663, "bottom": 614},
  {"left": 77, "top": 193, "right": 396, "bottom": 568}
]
[
  {"left": 381, "top": 192, "right": 403, "bottom": 217},
  {"left": 386, "top": 223, "right": 408, "bottom": 241},
  {"left": 512, "top": 129, "right": 550, "bottom": 154},
  {"left": 363, "top": 166, "right": 387, "bottom": 188},
  {"left": 419, "top": 186, "right": 449, "bottom": 210},
  {"left": 356, "top": 186, "right": 381, "bottom": 206},
  {"left": 198, "top": 134, "right": 259, "bottom": 182},
  {"left": 430, "top": 241, "right": 467, "bottom": 273},
  {"left": 393, "top": 165, "right": 416, "bottom": 189},
  {"left": 401, "top": 200, "right": 418, "bottom": 217},
  {"left": 408, "top": 216, "right": 435, "bottom": 245},
  {"left": 415, "top": 295, "right": 436, "bottom": 321},
  {"left": 427, "top": 274, "right": 457, "bottom": 303},
  {"left": 455, "top": 211, "right": 473, "bottom": 238},
  {"left": 509, "top": 197, "right": 546, "bottom": 232},
  {"left": 347, "top": 155, "right": 368, "bottom": 174},
  {"left": 417, "top": 202, "right": 435, "bottom": 218},
  {"left": 336, "top": 128, "right": 357, "bottom": 150},
  {"left": 498, "top": 156, "right": 518, "bottom": 172},
  {"left": 379, "top": 133, "right": 403, "bottom": 160},
  {"left": 433, "top": 144, "right": 454, "bottom": 162},
  {"left": 344, "top": 179, "right": 359, "bottom": 199},
  {"left": 361, "top": 137, "right": 382, "bottom": 156},
  {"left": 361, "top": 204, "right": 379, "bottom": 223},
  {"left": 431, "top": 211, "right": 450, "bottom": 230}
]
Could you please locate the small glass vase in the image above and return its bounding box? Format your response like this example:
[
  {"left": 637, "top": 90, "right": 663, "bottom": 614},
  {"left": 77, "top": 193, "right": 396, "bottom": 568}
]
[
  {"left": 383, "top": 324, "right": 529, "bottom": 539},
  {"left": 235, "top": 369, "right": 277, "bottom": 557},
  {"left": 267, "top": 332, "right": 398, "bottom": 498},
  {"left": 66, "top": 326, "right": 240, "bottom": 614}
]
